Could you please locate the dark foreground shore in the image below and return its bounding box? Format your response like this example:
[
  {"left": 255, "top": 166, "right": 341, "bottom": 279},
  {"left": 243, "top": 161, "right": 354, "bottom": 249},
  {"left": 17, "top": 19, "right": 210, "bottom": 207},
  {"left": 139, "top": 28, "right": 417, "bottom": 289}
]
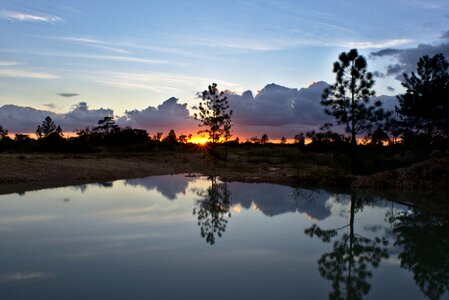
[{"left": 1, "top": 151, "right": 448, "bottom": 213}]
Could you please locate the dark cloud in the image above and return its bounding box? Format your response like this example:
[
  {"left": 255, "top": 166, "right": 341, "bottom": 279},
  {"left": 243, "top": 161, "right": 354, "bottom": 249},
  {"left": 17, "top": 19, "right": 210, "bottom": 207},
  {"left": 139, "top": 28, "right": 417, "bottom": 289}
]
[
  {"left": 386, "top": 86, "right": 395, "bottom": 92},
  {"left": 0, "top": 102, "right": 113, "bottom": 132},
  {"left": 117, "top": 97, "right": 196, "bottom": 134},
  {"left": 370, "top": 48, "right": 401, "bottom": 57},
  {"left": 386, "top": 63, "right": 405, "bottom": 76},
  {"left": 370, "top": 32, "right": 449, "bottom": 79},
  {"left": 372, "top": 71, "right": 385, "bottom": 78},
  {"left": 226, "top": 81, "right": 331, "bottom": 138},
  {"left": 0, "top": 105, "right": 60, "bottom": 132},
  {"left": 58, "top": 93, "right": 79, "bottom": 97},
  {"left": 63, "top": 102, "right": 113, "bottom": 129}
]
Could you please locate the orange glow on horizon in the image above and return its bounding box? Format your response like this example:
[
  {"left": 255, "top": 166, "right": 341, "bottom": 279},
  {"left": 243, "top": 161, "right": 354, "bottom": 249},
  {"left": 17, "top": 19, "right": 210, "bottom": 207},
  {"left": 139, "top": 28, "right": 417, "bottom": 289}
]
[{"left": 189, "top": 136, "right": 208, "bottom": 144}]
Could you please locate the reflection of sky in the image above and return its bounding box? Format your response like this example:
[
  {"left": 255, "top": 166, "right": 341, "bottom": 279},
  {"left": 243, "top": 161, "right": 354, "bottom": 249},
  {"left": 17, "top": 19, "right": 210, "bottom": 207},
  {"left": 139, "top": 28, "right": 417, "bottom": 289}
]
[{"left": 0, "top": 175, "right": 429, "bottom": 300}]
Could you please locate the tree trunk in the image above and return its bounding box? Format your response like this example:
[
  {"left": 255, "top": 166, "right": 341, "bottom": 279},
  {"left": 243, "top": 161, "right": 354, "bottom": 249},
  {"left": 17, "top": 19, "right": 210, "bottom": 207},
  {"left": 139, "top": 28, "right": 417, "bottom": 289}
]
[{"left": 351, "top": 82, "right": 357, "bottom": 174}]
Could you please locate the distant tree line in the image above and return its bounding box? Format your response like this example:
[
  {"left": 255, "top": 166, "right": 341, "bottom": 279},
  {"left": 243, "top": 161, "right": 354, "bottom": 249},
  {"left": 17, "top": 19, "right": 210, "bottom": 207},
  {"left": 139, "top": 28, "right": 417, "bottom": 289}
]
[
  {"left": 0, "top": 51, "right": 448, "bottom": 157},
  {"left": 0, "top": 115, "right": 196, "bottom": 153}
]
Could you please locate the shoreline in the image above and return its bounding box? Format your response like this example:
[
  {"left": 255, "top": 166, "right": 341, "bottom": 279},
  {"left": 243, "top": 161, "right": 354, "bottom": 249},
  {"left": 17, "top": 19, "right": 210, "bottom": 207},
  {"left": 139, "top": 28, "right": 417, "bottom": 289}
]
[{"left": 1, "top": 152, "right": 448, "bottom": 214}]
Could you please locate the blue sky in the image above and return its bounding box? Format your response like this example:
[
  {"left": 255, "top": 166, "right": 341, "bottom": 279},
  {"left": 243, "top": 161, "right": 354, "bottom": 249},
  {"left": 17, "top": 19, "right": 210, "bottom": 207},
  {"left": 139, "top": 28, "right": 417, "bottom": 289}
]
[{"left": 1, "top": 0, "right": 449, "bottom": 130}]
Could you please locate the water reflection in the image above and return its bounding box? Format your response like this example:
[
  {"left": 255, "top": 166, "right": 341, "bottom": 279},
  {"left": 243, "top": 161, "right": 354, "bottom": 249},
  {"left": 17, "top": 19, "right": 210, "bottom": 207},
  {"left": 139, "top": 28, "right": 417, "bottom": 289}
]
[
  {"left": 305, "top": 194, "right": 389, "bottom": 300},
  {"left": 0, "top": 175, "right": 447, "bottom": 300},
  {"left": 193, "top": 176, "right": 231, "bottom": 245},
  {"left": 390, "top": 209, "right": 449, "bottom": 300},
  {"left": 126, "top": 176, "right": 190, "bottom": 200}
]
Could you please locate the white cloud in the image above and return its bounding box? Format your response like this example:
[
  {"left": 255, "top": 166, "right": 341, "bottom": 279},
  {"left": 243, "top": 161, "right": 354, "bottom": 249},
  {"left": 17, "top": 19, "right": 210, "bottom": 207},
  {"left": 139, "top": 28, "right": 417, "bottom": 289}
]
[
  {"left": 56, "top": 36, "right": 130, "bottom": 54},
  {"left": 341, "top": 38, "right": 413, "bottom": 49},
  {"left": 94, "top": 71, "right": 241, "bottom": 93},
  {"left": 0, "top": 61, "right": 18, "bottom": 66},
  {"left": 59, "top": 53, "right": 171, "bottom": 64},
  {"left": 180, "top": 33, "right": 414, "bottom": 52},
  {"left": 0, "top": 68, "right": 58, "bottom": 79},
  {"left": 0, "top": 9, "right": 61, "bottom": 23}
]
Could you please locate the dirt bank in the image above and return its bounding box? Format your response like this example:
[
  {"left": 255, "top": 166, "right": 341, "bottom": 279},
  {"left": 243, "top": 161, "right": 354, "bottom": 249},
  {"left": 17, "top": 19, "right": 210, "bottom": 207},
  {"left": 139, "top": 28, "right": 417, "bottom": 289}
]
[
  {"left": 0, "top": 151, "right": 350, "bottom": 195},
  {"left": 352, "top": 156, "right": 449, "bottom": 190}
]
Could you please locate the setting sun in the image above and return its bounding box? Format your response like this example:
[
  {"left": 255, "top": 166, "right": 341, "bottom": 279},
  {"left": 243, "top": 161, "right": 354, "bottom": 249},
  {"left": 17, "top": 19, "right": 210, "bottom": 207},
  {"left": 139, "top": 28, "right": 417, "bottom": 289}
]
[{"left": 190, "top": 137, "right": 208, "bottom": 145}]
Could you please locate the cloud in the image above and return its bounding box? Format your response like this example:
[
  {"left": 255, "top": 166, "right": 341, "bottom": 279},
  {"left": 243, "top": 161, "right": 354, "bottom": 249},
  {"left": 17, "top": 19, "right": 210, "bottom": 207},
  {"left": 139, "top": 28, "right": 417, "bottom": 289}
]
[
  {"left": 63, "top": 102, "right": 113, "bottom": 129},
  {"left": 0, "top": 9, "right": 61, "bottom": 23},
  {"left": 372, "top": 71, "right": 385, "bottom": 78},
  {"left": 94, "top": 71, "right": 240, "bottom": 93},
  {"left": 56, "top": 36, "right": 130, "bottom": 54},
  {"left": 340, "top": 39, "right": 412, "bottom": 49},
  {"left": 118, "top": 97, "right": 197, "bottom": 134},
  {"left": 53, "top": 53, "right": 172, "bottom": 65},
  {"left": 386, "top": 86, "right": 396, "bottom": 92},
  {"left": 0, "top": 102, "right": 113, "bottom": 132},
  {"left": 386, "top": 64, "right": 404, "bottom": 76},
  {"left": 0, "top": 82, "right": 396, "bottom": 138},
  {"left": 0, "top": 272, "right": 55, "bottom": 282},
  {"left": 182, "top": 34, "right": 411, "bottom": 52},
  {"left": 370, "top": 31, "right": 449, "bottom": 77},
  {"left": 0, "top": 61, "right": 18, "bottom": 67},
  {"left": 0, "top": 68, "right": 58, "bottom": 79},
  {"left": 58, "top": 93, "right": 79, "bottom": 98},
  {"left": 43, "top": 103, "right": 56, "bottom": 109},
  {"left": 224, "top": 81, "right": 332, "bottom": 138},
  {"left": 441, "top": 30, "right": 449, "bottom": 40},
  {"left": 48, "top": 35, "right": 198, "bottom": 57}
]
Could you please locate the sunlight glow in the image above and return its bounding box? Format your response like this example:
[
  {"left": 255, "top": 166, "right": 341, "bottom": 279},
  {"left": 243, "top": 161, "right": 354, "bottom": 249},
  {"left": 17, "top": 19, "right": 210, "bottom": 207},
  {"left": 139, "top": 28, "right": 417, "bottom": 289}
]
[{"left": 190, "top": 137, "right": 208, "bottom": 144}]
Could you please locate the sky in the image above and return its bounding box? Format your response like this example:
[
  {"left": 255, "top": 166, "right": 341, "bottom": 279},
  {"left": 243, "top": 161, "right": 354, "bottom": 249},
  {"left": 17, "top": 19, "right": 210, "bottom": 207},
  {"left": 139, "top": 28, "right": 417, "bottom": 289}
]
[{"left": 1, "top": 0, "right": 449, "bottom": 139}]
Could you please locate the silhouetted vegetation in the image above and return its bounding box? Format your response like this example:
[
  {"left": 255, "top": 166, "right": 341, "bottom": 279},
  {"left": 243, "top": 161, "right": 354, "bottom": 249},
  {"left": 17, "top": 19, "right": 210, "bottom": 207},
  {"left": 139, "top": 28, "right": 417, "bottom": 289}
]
[
  {"left": 194, "top": 83, "right": 233, "bottom": 160},
  {"left": 193, "top": 176, "right": 231, "bottom": 245},
  {"left": 321, "top": 49, "right": 388, "bottom": 173},
  {"left": 305, "top": 195, "right": 389, "bottom": 300},
  {"left": 390, "top": 209, "right": 449, "bottom": 300},
  {"left": 395, "top": 54, "right": 449, "bottom": 148}
]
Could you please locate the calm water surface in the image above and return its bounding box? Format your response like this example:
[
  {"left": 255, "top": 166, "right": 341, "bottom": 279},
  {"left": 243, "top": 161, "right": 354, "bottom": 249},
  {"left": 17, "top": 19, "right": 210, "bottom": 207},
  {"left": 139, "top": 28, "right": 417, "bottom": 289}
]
[{"left": 0, "top": 175, "right": 447, "bottom": 300}]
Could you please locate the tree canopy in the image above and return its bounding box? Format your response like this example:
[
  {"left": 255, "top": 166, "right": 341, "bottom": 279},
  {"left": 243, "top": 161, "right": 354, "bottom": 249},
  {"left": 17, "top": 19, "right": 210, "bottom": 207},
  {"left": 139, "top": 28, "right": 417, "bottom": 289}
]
[
  {"left": 396, "top": 53, "right": 449, "bottom": 142},
  {"left": 35, "top": 116, "right": 63, "bottom": 139},
  {"left": 194, "top": 83, "right": 233, "bottom": 145},
  {"left": 321, "top": 49, "right": 386, "bottom": 147}
]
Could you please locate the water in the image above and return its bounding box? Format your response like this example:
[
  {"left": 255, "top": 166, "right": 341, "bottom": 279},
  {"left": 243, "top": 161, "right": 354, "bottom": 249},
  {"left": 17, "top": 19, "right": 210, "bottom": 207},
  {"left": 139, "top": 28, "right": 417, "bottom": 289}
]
[{"left": 0, "top": 174, "right": 447, "bottom": 300}]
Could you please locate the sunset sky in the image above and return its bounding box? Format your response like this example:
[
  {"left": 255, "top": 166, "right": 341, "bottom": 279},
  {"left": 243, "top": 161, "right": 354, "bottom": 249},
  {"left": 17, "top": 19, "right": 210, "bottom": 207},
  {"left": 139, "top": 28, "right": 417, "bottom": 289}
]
[{"left": 1, "top": 0, "right": 449, "bottom": 139}]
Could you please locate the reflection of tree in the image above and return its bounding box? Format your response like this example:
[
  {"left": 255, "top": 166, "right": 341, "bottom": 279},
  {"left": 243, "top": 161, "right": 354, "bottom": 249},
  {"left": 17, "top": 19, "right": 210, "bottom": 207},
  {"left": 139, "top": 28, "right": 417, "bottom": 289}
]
[
  {"left": 305, "top": 195, "right": 388, "bottom": 300},
  {"left": 390, "top": 210, "right": 449, "bottom": 300},
  {"left": 193, "top": 176, "right": 231, "bottom": 245}
]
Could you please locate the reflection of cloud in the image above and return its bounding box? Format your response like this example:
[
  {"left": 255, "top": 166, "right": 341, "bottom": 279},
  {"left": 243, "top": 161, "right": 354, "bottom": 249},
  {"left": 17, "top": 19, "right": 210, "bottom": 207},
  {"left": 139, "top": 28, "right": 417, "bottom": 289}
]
[
  {"left": 0, "top": 272, "right": 54, "bottom": 282},
  {"left": 228, "top": 182, "right": 332, "bottom": 220},
  {"left": 125, "top": 175, "right": 192, "bottom": 200}
]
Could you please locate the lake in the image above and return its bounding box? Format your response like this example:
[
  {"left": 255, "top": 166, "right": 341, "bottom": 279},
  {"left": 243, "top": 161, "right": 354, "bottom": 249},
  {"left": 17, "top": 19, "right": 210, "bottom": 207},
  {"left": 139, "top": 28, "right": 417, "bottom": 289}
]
[{"left": 0, "top": 174, "right": 447, "bottom": 300}]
